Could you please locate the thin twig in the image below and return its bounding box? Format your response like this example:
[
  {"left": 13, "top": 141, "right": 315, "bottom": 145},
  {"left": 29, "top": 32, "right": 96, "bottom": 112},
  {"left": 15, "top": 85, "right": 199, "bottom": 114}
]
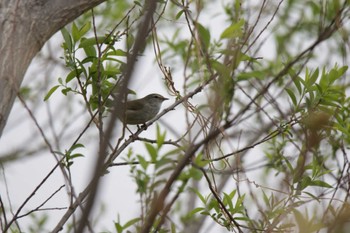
[{"left": 17, "top": 185, "right": 66, "bottom": 219}]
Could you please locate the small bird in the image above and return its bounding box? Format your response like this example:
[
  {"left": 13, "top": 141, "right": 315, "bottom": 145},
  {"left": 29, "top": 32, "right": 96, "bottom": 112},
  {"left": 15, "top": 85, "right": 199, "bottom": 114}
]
[{"left": 119, "top": 93, "right": 168, "bottom": 125}]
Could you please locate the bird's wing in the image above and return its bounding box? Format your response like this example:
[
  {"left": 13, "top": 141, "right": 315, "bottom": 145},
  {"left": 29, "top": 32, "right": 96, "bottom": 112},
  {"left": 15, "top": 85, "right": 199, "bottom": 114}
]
[{"left": 126, "top": 100, "right": 144, "bottom": 111}]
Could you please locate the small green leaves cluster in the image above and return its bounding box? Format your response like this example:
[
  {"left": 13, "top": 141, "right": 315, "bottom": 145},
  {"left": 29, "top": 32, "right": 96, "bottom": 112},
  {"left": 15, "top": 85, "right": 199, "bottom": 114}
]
[
  {"left": 56, "top": 143, "right": 85, "bottom": 168},
  {"left": 286, "top": 65, "right": 347, "bottom": 111},
  {"left": 287, "top": 65, "right": 350, "bottom": 143},
  {"left": 260, "top": 64, "right": 349, "bottom": 231},
  {"left": 184, "top": 189, "right": 245, "bottom": 231},
  {"left": 44, "top": 21, "right": 128, "bottom": 112}
]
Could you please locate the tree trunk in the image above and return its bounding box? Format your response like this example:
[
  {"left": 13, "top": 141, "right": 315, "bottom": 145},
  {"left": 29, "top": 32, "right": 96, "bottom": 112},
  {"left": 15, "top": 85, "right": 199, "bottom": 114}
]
[{"left": 0, "top": 0, "right": 106, "bottom": 137}]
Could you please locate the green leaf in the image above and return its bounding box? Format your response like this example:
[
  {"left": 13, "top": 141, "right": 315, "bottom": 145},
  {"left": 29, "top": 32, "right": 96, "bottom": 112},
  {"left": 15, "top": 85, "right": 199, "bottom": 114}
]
[
  {"left": 171, "top": 223, "right": 176, "bottom": 233},
  {"left": 187, "top": 207, "right": 206, "bottom": 218},
  {"left": 208, "top": 199, "right": 219, "bottom": 212},
  {"left": 235, "top": 194, "right": 245, "bottom": 210},
  {"left": 66, "top": 69, "right": 80, "bottom": 83},
  {"left": 69, "top": 143, "right": 85, "bottom": 151},
  {"left": 70, "top": 153, "right": 84, "bottom": 159},
  {"left": 329, "top": 65, "right": 348, "bottom": 84},
  {"left": 79, "top": 36, "right": 106, "bottom": 48},
  {"left": 188, "top": 167, "right": 203, "bottom": 180},
  {"left": 44, "top": 85, "right": 60, "bottom": 101},
  {"left": 156, "top": 164, "right": 174, "bottom": 176},
  {"left": 71, "top": 22, "right": 80, "bottom": 43},
  {"left": 286, "top": 88, "right": 297, "bottom": 106},
  {"left": 338, "top": 65, "right": 348, "bottom": 76},
  {"left": 292, "top": 77, "right": 303, "bottom": 95},
  {"left": 175, "top": 10, "right": 184, "bottom": 20},
  {"left": 19, "top": 86, "right": 31, "bottom": 98},
  {"left": 293, "top": 209, "right": 305, "bottom": 231},
  {"left": 227, "top": 189, "right": 236, "bottom": 199},
  {"left": 195, "top": 22, "right": 211, "bottom": 50},
  {"left": 61, "top": 87, "right": 72, "bottom": 96},
  {"left": 237, "top": 70, "right": 265, "bottom": 81},
  {"left": 83, "top": 45, "right": 97, "bottom": 58},
  {"left": 106, "top": 49, "right": 127, "bottom": 57},
  {"left": 61, "top": 28, "right": 73, "bottom": 52},
  {"left": 122, "top": 217, "right": 141, "bottom": 229},
  {"left": 299, "top": 176, "right": 312, "bottom": 190},
  {"left": 223, "top": 192, "right": 234, "bottom": 210},
  {"left": 79, "top": 22, "right": 91, "bottom": 39},
  {"left": 134, "top": 1, "right": 142, "bottom": 7},
  {"left": 103, "top": 69, "right": 121, "bottom": 78},
  {"left": 189, "top": 187, "right": 207, "bottom": 204},
  {"left": 303, "top": 191, "right": 320, "bottom": 202},
  {"left": 262, "top": 190, "right": 270, "bottom": 207},
  {"left": 307, "top": 68, "right": 319, "bottom": 87},
  {"left": 193, "top": 153, "right": 209, "bottom": 167},
  {"left": 220, "top": 19, "right": 244, "bottom": 39},
  {"left": 144, "top": 143, "right": 157, "bottom": 161},
  {"left": 200, "top": 210, "right": 210, "bottom": 216},
  {"left": 282, "top": 155, "right": 294, "bottom": 173},
  {"left": 211, "top": 60, "right": 230, "bottom": 80},
  {"left": 310, "top": 179, "right": 332, "bottom": 188},
  {"left": 156, "top": 124, "right": 166, "bottom": 149},
  {"left": 137, "top": 155, "right": 148, "bottom": 170},
  {"left": 319, "top": 99, "right": 339, "bottom": 108},
  {"left": 114, "top": 222, "right": 123, "bottom": 233},
  {"left": 81, "top": 56, "right": 96, "bottom": 65}
]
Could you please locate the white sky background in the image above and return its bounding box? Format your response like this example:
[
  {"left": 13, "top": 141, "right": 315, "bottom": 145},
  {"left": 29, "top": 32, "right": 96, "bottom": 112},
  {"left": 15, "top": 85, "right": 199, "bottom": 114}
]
[{"left": 0, "top": 1, "right": 348, "bottom": 232}]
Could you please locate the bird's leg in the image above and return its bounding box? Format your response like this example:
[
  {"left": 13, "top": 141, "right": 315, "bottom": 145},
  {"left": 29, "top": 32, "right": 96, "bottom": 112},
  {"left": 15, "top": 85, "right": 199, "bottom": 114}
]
[
  {"left": 136, "top": 124, "right": 148, "bottom": 131},
  {"left": 142, "top": 123, "right": 148, "bottom": 130},
  {"left": 128, "top": 126, "right": 140, "bottom": 141},
  {"left": 126, "top": 125, "right": 133, "bottom": 134}
]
